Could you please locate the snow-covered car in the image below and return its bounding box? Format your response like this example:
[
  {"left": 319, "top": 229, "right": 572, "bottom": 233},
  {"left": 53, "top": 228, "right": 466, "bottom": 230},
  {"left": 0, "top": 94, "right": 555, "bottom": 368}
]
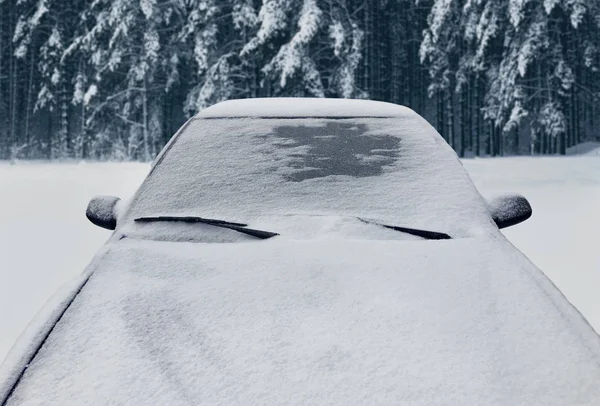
[{"left": 2, "top": 98, "right": 600, "bottom": 405}]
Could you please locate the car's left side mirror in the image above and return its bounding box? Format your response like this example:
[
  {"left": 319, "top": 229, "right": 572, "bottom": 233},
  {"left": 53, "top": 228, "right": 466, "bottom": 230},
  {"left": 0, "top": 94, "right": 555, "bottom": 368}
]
[
  {"left": 86, "top": 195, "right": 121, "bottom": 230},
  {"left": 487, "top": 194, "right": 532, "bottom": 229}
]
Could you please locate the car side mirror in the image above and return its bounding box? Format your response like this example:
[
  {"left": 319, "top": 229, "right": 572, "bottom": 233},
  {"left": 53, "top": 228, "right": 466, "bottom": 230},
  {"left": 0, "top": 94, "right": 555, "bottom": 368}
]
[
  {"left": 86, "top": 195, "right": 121, "bottom": 230},
  {"left": 487, "top": 194, "right": 532, "bottom": 229}
]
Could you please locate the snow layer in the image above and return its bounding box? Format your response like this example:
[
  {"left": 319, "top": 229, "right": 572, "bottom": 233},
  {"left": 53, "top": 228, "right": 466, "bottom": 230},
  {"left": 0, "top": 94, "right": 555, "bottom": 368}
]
[
  {"left": 1, "top": 156, "right": 600, "bottom": 403},
  {"left": 128, "top": 116, "right": 493, "bottom": 238},
  {"left": 0, "top": 269, "right": 91, "bottom": 404},
  {"left": 0, "top": 162, "right": 148, "bottom": 364},
  {"left": 197, "top": 97, "right": 416, "bottom": 118},
  {"left": 6, "top": 236, "right": 600, "bottom": 405},
  {"left": 464, "top": 156, "right": 600, "bottom": 339},
  {"left": 566, "top": 141, "right": 600, "bottom": 156}
]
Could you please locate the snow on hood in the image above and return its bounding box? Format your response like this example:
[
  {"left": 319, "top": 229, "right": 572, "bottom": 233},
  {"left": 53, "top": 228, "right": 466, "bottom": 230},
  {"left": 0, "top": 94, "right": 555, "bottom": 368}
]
[
  {"left": 196, "top": 98, "right": 414, "bottom": 118},
  {"left": 6, "top": 236, "right": 600, "bottom": 405}
]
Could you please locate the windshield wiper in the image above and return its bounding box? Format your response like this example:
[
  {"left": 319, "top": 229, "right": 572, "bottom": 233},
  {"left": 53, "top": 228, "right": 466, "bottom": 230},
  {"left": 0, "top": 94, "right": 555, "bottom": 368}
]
[
  {"left": 358, "top": 218, "right": 451, "bottom": 240},
  {"left": 135, "top": 216, "right": 448, "bottom": 241},
  {"left": 134, "top": 216, "right": 279, "bottom": 239}
]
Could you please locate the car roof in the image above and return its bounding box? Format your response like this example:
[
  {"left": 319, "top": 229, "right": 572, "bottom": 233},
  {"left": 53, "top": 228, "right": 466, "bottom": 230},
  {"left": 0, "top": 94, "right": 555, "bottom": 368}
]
[{"left": 195, "top": 98, "right": 418, "bottom": 118}]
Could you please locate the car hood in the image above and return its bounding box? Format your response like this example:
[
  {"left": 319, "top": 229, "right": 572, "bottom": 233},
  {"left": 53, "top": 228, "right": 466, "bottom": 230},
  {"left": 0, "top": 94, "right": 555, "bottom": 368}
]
[{"left": 6, "top": 236, "right": 600, "bottom": 405}]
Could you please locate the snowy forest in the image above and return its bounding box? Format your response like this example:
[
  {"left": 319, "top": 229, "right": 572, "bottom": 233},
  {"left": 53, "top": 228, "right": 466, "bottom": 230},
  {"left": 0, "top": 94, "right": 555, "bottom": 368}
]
[{"left": 0, "top": 0, "right": 599, "bottom": 160}]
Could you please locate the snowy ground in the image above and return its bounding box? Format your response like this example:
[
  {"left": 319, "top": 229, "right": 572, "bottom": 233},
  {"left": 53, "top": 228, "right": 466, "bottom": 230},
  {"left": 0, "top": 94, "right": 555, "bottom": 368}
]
[
  {"left": 1, "top": 157, "right": 599, "bottom": 363},
  {"left": 0, "top": 162, "right": 150, "bottom": 363},
  {"left": 464, "top": 157, "right": 600, "bottom": 334}
]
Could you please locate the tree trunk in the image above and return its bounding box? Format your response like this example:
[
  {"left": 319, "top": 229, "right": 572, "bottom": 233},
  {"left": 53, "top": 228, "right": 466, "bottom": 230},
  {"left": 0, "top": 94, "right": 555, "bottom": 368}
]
[
  {"left": 362, "top": 3, "right": 371, "bottom": 96},
  {"left": 24, "top": 48, "right": 36, "bottom": 156},
  {"left": 81, "top": 99, "right": 87, "bottom": 158},
  {"left": 446, "top": 90, "right": 454, "bottom": 149},
  {"left": 438, "top": 91, "right": 445, "bottom": 140},
  {"left": 9, "top": 3, "right": 17, "bottom": 153},
  {"left": 475, "top": 76, "right": 481, "bottom": 156},
  {"left": 467, "top": 75, "right": 473, "bottom": 155},
  {"left": 489, "top": 122, "right": 495, "bottom": 157},
  {"left": 541, "top": 130, "right": 546, "bottom": 154},
  {"left": 142, "top": 75, "right": 150, "bottom": 161},
  {"left": 459, "top": 87, "right": 465, "bottom": 157},
  {"left": 61, "top": 83, "right": 69, "bottom": 154},
  {"left": 0, "top": 3, "right": 4, "bottom": 157}
]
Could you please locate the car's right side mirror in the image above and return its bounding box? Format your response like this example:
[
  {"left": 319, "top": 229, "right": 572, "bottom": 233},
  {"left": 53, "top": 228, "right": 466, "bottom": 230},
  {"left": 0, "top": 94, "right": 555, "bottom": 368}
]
[
  {"left": 86, "top": 195, "right": 121, "bottom": 230},
  {"left": 487, "top": 194, "right": 532, "bottom": 229}
]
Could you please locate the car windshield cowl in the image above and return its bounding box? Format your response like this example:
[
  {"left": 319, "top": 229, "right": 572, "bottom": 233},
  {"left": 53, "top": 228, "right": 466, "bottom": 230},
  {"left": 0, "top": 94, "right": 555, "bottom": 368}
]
[
  {"left": 134, "top": 216, "right": 280, "bottom": 240},
  {"left": 134, "top": 215, "right": 451, "bottom": 241}
]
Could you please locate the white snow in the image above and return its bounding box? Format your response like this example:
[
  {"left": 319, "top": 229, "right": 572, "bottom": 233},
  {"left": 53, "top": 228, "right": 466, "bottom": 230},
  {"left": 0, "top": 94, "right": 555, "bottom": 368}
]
[
  {"left": 7, "top": 234, "right": 600, "bottom": 404},
  {"left": 463, "top": 156, "right": 600, "bottom": 337},
  {"left": 264, "top": 0, "right": 322, "bottom": 89},
  {"left": 567, "top": 141, "right": 600, "bottom": 156},
  {"left": 130, "top": 116, "right": 493, "bottom": 238},
  {"left": 0, "top": 156, "right": 599, "bottom": 402},
  {"left": 197, "top": 97, "right": 416, "bottom": 118},
  {"left": 83, "top": 84, "right": 97, "bottom": 106},
  {"left": 240, "top": 0, "right": 290, "bottom": 57},
  {"left": 0, "top": 162, "right": 149, "bottom": 364}
]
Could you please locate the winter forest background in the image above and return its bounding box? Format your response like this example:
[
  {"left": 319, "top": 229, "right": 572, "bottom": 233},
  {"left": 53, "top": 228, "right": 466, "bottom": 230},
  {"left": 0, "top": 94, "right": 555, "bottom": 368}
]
[{"left": 0, "top": 0, "right": 599, "bottom": 161}]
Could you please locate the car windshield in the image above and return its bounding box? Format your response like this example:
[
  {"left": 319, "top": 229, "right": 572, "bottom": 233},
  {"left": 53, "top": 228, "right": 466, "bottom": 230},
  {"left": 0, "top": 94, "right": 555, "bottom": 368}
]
[{"left": 124, "top": 116, "right": 492, "bottom": 237}]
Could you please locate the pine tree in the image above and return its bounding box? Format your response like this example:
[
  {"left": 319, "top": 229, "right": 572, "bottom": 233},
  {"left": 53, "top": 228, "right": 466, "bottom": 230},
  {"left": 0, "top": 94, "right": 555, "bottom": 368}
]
[
  {"left": 1, "top": 0, "right": 599, "bottom": 160},
  {"left": 69, "top": 0, "right": 187, "bottom": 160},
  {"left": 242, "top": 0, "right": 326, "bottom": 97}
]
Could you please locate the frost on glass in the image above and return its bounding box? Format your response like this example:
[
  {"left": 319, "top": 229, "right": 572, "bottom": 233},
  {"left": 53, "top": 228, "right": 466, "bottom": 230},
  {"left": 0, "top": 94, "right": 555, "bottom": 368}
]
[{"left": 125, "top": 114, "right": 492, "bottom": 237}]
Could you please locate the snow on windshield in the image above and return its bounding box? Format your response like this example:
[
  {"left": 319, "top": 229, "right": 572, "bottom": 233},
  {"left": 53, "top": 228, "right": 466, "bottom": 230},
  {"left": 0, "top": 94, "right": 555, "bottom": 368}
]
[{"left": 125, "top": 116, "right": 492, "bottom": 237}]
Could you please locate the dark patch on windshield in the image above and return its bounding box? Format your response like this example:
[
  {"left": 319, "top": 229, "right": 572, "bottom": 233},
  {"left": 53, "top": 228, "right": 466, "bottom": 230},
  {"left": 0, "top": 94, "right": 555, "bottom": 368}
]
[{"left": 270, "top": 121, "right": 400, "bottom": 182}]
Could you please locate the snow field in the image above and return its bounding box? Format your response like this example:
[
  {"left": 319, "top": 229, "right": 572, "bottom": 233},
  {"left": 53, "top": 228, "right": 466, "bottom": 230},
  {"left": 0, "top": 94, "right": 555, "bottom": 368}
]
[
  {"left": 0, "top": 162, "right": 149, "bottom": 363},
  {"left": 463, "top": 157, "right": 600, "bottom": 334}
]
